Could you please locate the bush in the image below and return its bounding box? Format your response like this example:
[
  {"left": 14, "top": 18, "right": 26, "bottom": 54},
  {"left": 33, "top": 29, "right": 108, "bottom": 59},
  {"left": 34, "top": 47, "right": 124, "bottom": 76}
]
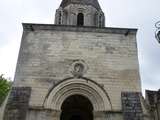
[{"left": 0, "top": 74, "right": 11, "bottom": 106}]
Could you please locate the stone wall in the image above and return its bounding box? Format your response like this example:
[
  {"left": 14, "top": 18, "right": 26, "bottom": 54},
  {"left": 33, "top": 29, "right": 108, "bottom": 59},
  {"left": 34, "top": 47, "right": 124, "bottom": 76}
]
[
  {"left": 26, "top": 109, "right": 123, "bottom": 120},
  {"left": 13, "top": 24, "right": 141, "bottom": 111},
  {"left": 145, "top": 89, "right": 160, "bottom": 120},
  {"left": 60, "top": 0, "right": 101, "bottom": 10},
  {"left": 0, "top": 106, "right": 3, "bottom": 120},
  {"left": 121, "top": 92, "right": 143, "bottom": 120},
  {"left": 26, "top": 109, "right": 60, "bottom": 120},
  {"left": 3, "top": 87, "right": 31, "bottom": 120},
  {"left": 0, "top": 94, "right": 9, "bottom": 120}
]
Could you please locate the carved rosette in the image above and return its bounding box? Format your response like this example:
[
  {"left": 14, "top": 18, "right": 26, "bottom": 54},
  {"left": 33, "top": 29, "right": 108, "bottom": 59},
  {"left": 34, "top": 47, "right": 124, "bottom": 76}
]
[{"left": 70, "top": 60, "right": 88, "bottom": 78}]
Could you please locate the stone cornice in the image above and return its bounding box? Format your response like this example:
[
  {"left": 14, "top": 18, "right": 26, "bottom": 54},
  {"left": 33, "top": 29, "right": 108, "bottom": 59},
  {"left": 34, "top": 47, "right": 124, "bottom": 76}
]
[{"left": 22, "top": 23, "right": 137, "bottom": 35}]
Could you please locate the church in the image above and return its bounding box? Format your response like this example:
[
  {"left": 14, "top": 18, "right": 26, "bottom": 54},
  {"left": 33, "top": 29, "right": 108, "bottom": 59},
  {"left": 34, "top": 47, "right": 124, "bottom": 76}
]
[{"left": 2, "top": 0, "right": 160, "bottom": 120}]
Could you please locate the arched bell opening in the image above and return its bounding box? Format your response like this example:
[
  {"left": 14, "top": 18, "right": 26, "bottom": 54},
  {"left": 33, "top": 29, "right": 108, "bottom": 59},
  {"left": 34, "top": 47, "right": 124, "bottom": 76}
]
[
  {"left": 60, "top": 95, "right": 93, "bottom": 120},
  {"left": 77, "top": 13, "right": 84, "bottom": 26}
]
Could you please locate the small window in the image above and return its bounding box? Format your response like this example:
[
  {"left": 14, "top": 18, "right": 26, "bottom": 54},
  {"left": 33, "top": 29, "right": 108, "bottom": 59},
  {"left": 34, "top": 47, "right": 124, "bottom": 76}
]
[
  {"left": 77, "top": 13, "right": 84, "bottom": 26},
  {"left": 58, "top": 12, "right": 62, "bottom": 24},
  {"left": 99, "top": 14, "right": 102, "bottom": 27}
]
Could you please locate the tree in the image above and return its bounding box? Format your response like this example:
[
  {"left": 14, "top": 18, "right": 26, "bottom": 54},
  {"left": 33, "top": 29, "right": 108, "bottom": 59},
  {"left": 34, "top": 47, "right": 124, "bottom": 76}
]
[{"left": 0, "top": 74, "right": 11, "bottom": 106}]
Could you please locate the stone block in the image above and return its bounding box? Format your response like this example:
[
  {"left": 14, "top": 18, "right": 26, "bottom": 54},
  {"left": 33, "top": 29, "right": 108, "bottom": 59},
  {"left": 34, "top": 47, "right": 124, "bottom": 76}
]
[
  {"left": 121, "top": 92, "right": 143, "bottom": 120},
  {"left": 3, "top": 87, "right": 31, "bottom": 120}
]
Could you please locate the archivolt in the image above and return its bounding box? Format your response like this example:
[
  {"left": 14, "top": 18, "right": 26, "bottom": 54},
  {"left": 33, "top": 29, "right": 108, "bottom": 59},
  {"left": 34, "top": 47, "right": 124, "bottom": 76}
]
[{"left": 44, "top": 78, "right": 112, "bottom": 111}]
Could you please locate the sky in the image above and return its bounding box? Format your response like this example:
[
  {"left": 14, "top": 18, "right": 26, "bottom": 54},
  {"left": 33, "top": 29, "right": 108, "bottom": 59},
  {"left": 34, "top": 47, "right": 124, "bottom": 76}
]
[{"left": 0, "top": 0, "right": 160, "bottom": 94}]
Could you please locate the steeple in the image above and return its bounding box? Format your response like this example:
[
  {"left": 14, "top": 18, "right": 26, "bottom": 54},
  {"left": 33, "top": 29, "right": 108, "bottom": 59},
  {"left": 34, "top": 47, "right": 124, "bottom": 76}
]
[{"left": 55, "top": 0, "right": 105, "bottom": 27}]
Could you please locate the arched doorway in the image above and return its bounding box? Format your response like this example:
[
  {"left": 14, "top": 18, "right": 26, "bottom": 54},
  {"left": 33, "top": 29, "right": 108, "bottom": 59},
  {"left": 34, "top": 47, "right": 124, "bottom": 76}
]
[
  {"left": 60, "top": 95, "right": 93, "bottom": 120},
  {"left": 77, "top": 13, "right": 84, "bottom": 26},
  {"left": 44, "top": 78, "right": 112, "bottom": 111}
]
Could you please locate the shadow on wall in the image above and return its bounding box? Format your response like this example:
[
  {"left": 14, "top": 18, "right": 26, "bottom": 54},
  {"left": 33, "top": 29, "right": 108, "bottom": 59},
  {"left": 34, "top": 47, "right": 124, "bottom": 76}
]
[{"left": 0, "top": 94, "right": 10, "bottom": 120}]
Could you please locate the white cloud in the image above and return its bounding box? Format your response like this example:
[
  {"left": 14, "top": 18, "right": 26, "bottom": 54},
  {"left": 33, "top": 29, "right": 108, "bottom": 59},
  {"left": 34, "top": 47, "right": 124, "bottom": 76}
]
[{"left": 0, "top": 37, "right": 20, "bottom": 79}]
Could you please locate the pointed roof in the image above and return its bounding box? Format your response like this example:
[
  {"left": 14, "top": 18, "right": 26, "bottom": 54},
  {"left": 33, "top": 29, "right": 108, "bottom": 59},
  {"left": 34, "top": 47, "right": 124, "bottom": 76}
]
[{"left": 60, "top": 0, "right": 101, "bottom": 10}]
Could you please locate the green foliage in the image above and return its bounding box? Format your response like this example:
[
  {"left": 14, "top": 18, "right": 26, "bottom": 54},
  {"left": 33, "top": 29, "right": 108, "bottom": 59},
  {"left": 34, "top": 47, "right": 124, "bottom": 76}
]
[{"left": 0, "top": 74, "right": 11, "bottom": 106}]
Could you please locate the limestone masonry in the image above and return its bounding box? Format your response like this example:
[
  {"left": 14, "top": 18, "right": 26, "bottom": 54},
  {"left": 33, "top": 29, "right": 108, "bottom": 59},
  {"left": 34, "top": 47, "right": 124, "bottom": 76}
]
[{"left": 2, "top": 0, "right": 160, "bottom": 120}]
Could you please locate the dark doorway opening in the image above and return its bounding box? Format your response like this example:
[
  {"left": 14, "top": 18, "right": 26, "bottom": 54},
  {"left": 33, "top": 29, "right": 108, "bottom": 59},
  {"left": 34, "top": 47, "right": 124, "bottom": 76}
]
[
  {"left": 77, "top": 13, "right": 84, "bottom": 26},
  {"left": 60, "top": 95, "right": 93, "bottom": 120}
]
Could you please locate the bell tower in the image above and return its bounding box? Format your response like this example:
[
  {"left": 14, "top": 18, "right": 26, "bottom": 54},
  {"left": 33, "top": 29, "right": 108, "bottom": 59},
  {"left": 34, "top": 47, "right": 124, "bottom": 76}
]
[{"left": 55, "top": 0, "right": 105, "bottom": 27}]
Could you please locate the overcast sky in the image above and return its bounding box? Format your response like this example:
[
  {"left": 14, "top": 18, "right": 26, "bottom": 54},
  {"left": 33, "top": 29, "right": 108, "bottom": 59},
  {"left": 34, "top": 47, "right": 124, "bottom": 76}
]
[{"left": 0, "top": 0, "right": 160, "bottom": 93}]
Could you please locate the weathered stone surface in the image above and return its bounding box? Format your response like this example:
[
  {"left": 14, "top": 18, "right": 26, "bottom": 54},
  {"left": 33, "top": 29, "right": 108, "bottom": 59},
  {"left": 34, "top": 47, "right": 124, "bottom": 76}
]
[
  {"left": 146, "top": 90, "right": 157, "bottom": 106},
  {"left": 158, "top": 90, "right": 160, "bottom": 102},
  {"left": 3, "top": 87, "right": 31, "bottom": 120},
  {"left": 13, "top": 24, "right": 140, "bottom": 111},
  {"left": 0, "top": 106, "right": 3, "bottom": 120},
  {"left": 26, "top": 109, "right": 61, "bottom": 120},
  {"left": 145, "top": 90, "right": 160, "bottom": 120},
  {"left": 121, "top": 92, "right": 143, "bottom": 120},
  {"left": 60, "top": 0, "right": 101, "bottom": 10},
  {"left": 22, "top": 23, "right": 137, "bottom": 34}
]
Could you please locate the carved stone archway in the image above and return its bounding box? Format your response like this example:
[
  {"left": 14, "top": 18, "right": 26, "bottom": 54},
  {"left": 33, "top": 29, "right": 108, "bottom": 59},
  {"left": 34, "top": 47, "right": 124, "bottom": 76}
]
[{"left": 44, "top": 78, "right": 112, "bottom": 111}]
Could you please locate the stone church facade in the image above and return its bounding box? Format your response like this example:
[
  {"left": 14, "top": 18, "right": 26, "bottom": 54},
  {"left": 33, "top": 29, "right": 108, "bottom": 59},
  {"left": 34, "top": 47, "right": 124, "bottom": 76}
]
[{"left": 2, "top": 0, "right": 160, "bottom": 120}]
